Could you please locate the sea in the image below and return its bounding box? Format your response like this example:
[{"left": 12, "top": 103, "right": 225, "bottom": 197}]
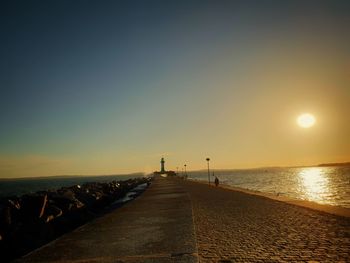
[
  {"left": 1, "top": 166, "right": 349, "bottom": 209},
  {"left": 0, "top": 173, "right": 145, "bottom": 198},
  {"left": 187, "top": 166, "right": 350, "bottom": 209}
]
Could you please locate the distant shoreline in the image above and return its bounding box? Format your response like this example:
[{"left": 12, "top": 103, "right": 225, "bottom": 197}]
[
  {"left": 1, "top": 162, "right": 349, "bottom": 180},
  {"left": 317, "top": 162, "right": 350, "bottom": 167},
  {"left": 183, "top": 161, "right": 350, "bottom": 173}
]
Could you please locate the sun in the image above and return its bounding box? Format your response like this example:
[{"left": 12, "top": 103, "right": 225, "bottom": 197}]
[{"left": 297, "top": 113, "right": 316, "bottom": 128}]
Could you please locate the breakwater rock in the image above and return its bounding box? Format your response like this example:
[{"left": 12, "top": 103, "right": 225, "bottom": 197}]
[{"left": 0, "top": 177, "right": 152, "bottom": 262}]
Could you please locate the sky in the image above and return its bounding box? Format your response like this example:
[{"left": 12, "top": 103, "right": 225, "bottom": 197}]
[{"left": 1, "top": 0, "right": 349, "bottom": 178}]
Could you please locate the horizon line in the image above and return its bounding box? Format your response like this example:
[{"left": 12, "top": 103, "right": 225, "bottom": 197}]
[{"left": 1, "top": 161, "right": 349, "bottom": 180}]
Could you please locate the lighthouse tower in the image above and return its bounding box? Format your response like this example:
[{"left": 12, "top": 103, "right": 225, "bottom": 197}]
[
  {"left": 160, "top": 157, "right": 165, "bottom": 173},
  {"left": 154, "top": 157, "right": 175, "bottom": 176}
]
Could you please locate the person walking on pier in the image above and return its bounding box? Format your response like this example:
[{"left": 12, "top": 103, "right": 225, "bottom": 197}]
[{"left": 214, "top": 176, "right": 219, "bottom": 187}]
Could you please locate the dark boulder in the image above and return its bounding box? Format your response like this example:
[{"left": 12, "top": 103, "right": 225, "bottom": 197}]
[
  {"left": 0, "top": 176, "right": 152, "bottom": 263},
  {"left": 44, "top": 204, "right": 63, "bottom": 223},
  {"left": 20, "top": 194, "right": 48, "bottom": 221}
]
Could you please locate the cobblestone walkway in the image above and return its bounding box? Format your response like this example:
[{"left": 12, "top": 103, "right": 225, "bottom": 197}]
[{"left": 180, "top": 179, "right": 350, "bottom": 262}]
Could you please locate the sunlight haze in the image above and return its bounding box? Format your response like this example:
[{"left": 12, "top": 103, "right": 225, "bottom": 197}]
[{"left": 1, "top": 0, "right": 349, "bottom": 178}]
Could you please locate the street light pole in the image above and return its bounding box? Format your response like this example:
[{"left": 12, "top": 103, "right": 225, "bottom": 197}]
[
  {"left": 206, "top": 158, "right": 210, "bottom": 185},
  {"left": 184, "top": 164, "right": 187, "bottom": 177}
]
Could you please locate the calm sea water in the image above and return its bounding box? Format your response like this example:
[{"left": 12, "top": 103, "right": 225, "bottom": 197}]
[
  {"left": 2, "top": 167, "right": 349, "bottom": 208},
  {"left": 188, "top": 166, "right": 350, "bottom": 209},
  {"left": 0, "top": 174, "right": 144, "bottom": 197}
]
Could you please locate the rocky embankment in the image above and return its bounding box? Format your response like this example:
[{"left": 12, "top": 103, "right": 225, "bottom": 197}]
[{"left": 0, "top": 177, "right": 152, "bottom": 262}]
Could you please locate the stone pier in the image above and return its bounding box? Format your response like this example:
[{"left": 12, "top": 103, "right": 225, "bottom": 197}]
[
  {"left": 16, "top": 176, "right": 198, "bottom": 263},
  {"left": 16, "top": 176, "right": 350, "bottom": 262}
]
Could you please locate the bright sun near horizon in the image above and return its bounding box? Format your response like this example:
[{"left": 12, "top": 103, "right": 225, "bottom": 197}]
[
  {"left": 1, "top": 0, "right": 349, "bottom": 179},
  {"left": 297, "top": 113, "right": 316, "bottom": 128}
]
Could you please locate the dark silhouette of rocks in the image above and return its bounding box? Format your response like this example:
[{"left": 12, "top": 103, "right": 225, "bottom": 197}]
[{"left": 0, "top": 177, "right": 152, "bottom": 262}]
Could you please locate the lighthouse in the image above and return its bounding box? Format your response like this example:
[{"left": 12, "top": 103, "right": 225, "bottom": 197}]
[
  {"left": 160, "top": 157, "right": 165, "bottom": 173},
  {"left": 154, "top": 157, "right": 175, "bottom": 176}
]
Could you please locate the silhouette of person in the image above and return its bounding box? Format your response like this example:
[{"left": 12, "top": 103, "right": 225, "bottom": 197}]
[{"left": 214, "top": 176, "right": 219, "bottom": 187}]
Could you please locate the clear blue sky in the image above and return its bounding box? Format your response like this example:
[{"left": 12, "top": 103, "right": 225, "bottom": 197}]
[{"left": 1, "top": 0, "right": 349, "bottom": 177}]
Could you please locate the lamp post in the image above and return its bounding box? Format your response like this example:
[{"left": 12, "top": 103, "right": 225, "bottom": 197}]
[
  {"left": 206, "top": 158, "right": 210, "bottom": 185},
  {"left": 184, "top": 164, "right": 187, "bottom": 177}
]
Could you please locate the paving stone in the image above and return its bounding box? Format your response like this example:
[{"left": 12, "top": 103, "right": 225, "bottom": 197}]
[{"left": 179, "top": 179, "right": 350, "bottom": 263}]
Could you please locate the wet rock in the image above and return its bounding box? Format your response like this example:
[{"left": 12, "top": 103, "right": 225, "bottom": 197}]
[
  {"left": 0, "top": 206, "right": 12, "bottom": 227},
  {"left": 8, "top": 199, "right": 21, "bottom": 210},
  {"left": 75, "top": 192, "right": 95, "bottom": 207},
  {"left": 20, "top": 194, "right": 48, "bottom": 220},
  {"left": 0, "top": 176, "right": 152, "bottom": 262},
  {"left": 49, "top": 189, "right": 84, "bottom": 213},
  {"left": 44, "top": 205, "right": 63, "bottom": 223}
]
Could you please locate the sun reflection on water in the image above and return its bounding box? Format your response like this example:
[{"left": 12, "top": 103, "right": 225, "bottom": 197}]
[{"left": 298, "top": 167, "right": 331, "bottom": 204}]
